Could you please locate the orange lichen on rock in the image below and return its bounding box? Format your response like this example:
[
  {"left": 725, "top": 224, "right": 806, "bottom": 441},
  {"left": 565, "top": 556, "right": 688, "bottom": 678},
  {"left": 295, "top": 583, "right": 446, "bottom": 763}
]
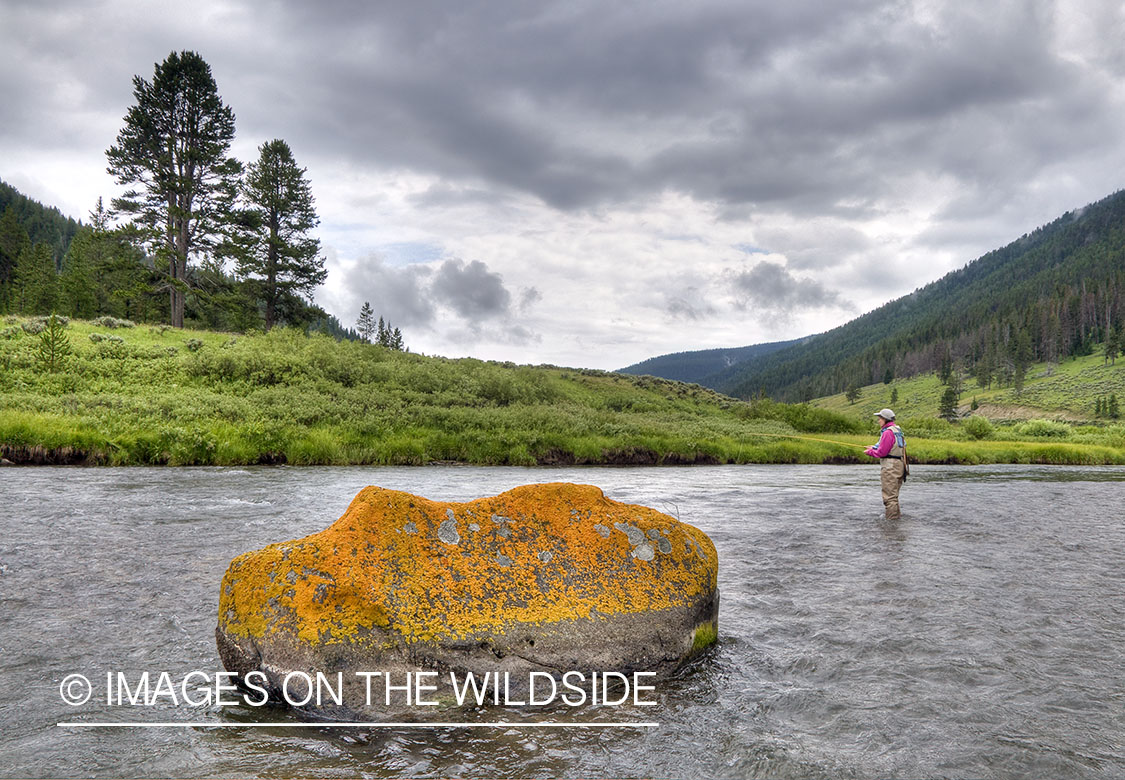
[{"left": 218, "top": 482, "right": 717, "bottom": 647}]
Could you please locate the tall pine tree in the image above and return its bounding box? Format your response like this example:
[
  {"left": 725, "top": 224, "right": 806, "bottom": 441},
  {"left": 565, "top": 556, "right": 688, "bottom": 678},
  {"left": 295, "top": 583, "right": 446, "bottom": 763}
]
[
  {"left": 106, "top": 50, "right": 241, "bottom": 328},
  {"left": 235, "top": 139, "right": 325, "bottom": 330}
]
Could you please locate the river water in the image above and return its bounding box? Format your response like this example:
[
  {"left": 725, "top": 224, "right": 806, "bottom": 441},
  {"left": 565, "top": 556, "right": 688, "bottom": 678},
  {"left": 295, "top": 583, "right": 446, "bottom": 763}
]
[{"left": 1, "top": 464, "right": 1123, "bottom": 779}]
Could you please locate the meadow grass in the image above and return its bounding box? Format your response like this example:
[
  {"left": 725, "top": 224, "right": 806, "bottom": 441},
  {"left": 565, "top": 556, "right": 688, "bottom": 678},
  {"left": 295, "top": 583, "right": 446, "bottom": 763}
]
[
  {"left": 1, "top": 317, "right": 1123, "bottom": 466},
  {"left": 814, "top": 349, "right": 1125, "bottom": 423}
]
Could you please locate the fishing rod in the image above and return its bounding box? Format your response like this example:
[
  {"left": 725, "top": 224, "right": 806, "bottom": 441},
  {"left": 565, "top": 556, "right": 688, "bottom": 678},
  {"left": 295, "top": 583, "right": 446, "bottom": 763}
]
[{"left": 743, "top": 431, "right": 870, "bottom": 450}]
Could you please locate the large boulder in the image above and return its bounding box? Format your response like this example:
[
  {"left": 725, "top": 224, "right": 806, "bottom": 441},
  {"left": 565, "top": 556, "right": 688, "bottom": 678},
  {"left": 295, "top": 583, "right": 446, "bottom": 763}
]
[{"left": 216, "top": 482, "right": 718, "bottom": 718}]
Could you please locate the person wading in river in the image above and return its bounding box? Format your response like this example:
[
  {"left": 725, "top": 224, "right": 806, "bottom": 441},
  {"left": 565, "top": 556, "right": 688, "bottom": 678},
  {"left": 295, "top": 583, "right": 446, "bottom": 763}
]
[{"left": 864, "top": 408, "right": 908, "bottom": 520}]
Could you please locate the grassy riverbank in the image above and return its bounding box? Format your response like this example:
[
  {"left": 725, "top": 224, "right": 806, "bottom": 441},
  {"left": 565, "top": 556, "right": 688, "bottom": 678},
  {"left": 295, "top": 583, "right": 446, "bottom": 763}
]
[{"left": 1, "top": 317, "right": 1123, "bottom": 466}]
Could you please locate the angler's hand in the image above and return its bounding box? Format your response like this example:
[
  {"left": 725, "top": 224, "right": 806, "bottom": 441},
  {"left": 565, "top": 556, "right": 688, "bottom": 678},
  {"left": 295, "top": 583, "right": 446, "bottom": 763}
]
[{"left": 864, "top": 447, "right": 877, "bottom": 457}]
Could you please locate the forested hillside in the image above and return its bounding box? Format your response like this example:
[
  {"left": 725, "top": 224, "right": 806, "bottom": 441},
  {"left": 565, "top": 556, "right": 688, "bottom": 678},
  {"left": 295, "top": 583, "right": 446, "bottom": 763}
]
[
  {"left": 0, "top": 181, "right": 83, "bottom": 313},
  {"left": 618, "top": 338, "right": 800, "bottom": 385},
  {"left": 714, "top": 189, "right": 1125, "bottom": 401},
  {"left": 0, "top": 181, "right": 81, "bottom": 265}
]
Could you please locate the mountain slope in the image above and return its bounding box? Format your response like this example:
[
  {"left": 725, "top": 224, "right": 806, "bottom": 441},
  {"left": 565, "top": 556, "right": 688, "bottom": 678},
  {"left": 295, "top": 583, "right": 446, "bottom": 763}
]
[
  {"left": 0, "top": 179, "right": 82, "bottom": 265},
  {"left": 716, "top": 189, "right": 1125, "bottom": 401},
  {"left": 618, "top": 338, "right": 800, "bottom": 385}
]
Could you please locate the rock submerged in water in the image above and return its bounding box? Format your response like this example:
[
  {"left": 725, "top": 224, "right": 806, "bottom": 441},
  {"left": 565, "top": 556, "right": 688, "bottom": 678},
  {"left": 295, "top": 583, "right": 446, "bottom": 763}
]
[{"left": 216, "top": 482, "right": 718, "bottom": 717}]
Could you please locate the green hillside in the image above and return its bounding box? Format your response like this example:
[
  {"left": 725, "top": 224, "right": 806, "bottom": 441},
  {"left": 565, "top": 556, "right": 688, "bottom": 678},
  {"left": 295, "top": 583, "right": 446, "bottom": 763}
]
[
  {"left": 713, "top": 189, "right": 1125, "bottom": 403},
  {"left": 813, "top": 347, "right": 1125, "bottom": 423},
  {"left": 0, "top": 316, "right": 845, "bottom": 466},
  {"left": 4, "top": 316, "right": 1122, "bottom": 466}
]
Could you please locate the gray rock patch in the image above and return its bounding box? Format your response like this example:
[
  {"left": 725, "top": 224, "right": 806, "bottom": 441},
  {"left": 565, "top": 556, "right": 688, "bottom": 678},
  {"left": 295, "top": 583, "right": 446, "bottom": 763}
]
[
  {"left": 613, "top": 522, "right": 645, "bottom": 546},
  {"left": 403, "top": 521, "right": 418, "bottom": 535},
  {"left": 495, "top": 554, "right": 512, "bottom": 567},
  {"left": 633, "top": 542, "right": 655, "bottom": 561},
  {"left": 438, "top": 519, "right": 460, "bottom": 545},
  {"left": 594, "top": 523, "right": 611, "bottom": 538},
  {"left": 537, "top": 550, "right": 553, "bottom": 563}
]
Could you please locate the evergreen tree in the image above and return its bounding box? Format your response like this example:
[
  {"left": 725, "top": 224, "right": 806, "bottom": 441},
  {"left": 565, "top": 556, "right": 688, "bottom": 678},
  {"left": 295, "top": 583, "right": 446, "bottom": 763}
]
[
  {"left": 1096, "top": 396, "right": 1103, "bottom": 417},
  {"left": 35, "top": 313, "right": 71, "bottom": 373},
  {"left": 883, "top": 367, "right": 893, "bottom": 384},
  {"left": 187, "top": 257, "right": 261, "bottom": 332},
  {"left": 106, "top": 50, "right": 241, "bottom": 328},
  {"left": 13, "top": 243, "right": 57, "bottom": 314},
  {"left": 63, "top": 199, "right": 158, "bottom": 321},
  {"left": 938, "top": 346, "right": 953, "bottom": 385},
  {"left": 975, "top": 348, "right": 993, "bottom": 389},
  {"left": 356, "top": 301, "right": 376, "bottom": 342},
  {"left": 1012, "top": 327, "right": 1032, "bottom": 396},
  {"left": 391, "top": 327, "right": 404, "bottom": 351},
  {"left": 61, "top": 236, "right": 97, "bottom": 319},
  {"left": 235, "top": 139, "right": 325, "bottom": 330},
  {"left": 939, "top": 385, "right": 960, "bottom": 421},
  {"left": 1110, "top": 393, "right": 1120, "bottom": 419},
  {"left": 845, "top": 384, "right": 860, "bottom": 404},
  {"left": 377, "top": 316, "right": 387, "bottom": 346},
  {"left": 1106, "top": 325, "right": 1119, "bottom": 365},
  {"left": 0, "top": 206, "right": 31, "bottom": 312},
  {"left": 890, "top": 387, "right": 898, "bottom": 405}
]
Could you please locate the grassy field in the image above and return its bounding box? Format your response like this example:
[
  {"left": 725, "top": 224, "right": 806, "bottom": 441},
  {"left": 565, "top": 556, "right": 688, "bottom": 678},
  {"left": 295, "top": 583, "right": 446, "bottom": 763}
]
[
  {"left": 1, "top": 316, "right": 1123, "bottom": 466},
  {"left": 813, "top": 349, "right": 1125, "bottom": 423}
]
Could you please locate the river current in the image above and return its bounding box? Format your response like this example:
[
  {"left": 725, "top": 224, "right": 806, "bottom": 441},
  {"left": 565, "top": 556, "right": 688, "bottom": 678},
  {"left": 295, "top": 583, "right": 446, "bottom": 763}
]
[{"left": 1, "top": 464, "right": 1122, "bottom": 779}]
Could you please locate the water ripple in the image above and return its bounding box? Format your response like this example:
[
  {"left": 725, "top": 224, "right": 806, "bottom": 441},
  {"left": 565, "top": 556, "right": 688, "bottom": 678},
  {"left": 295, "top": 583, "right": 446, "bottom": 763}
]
[{"left": 0, "top": 464, "right": 1122, "bottom": 778}]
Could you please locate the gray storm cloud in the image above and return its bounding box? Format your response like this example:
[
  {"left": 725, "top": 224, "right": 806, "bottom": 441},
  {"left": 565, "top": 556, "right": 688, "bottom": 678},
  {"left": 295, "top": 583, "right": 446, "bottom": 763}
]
[
  {"left": 431, "top": 258, "right": 512, "bottom": 320},
  {"left": 732, "top": 261, "right": 849, "bottom": 313},
  {"left": 339, "top": 256, "right": 436, "bottom": 328},
  {"left": 5, "top": 1, "right": 1123, "bottom": 231},
  {"left": 336, "top": 254, "right": 524, "bottom": 332},
  {"left": 230, "top": 0, "right": 1123, "bottom": 221}
]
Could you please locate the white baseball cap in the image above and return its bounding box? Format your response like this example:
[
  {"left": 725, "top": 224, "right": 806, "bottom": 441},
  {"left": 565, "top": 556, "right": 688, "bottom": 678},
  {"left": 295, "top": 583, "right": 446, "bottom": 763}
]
[{"left": 874, "top": 408, "right": 896, "bottom": 420}]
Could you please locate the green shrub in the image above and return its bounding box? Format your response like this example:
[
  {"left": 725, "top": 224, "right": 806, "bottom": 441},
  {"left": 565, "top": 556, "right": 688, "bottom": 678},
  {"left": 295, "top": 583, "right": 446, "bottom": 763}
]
[
  {"left": 89, "top": 333, "right": 124, "bottom": 344},
  {"left": 961, "top": 415, "right": 994, "bottom": 440},
  {"left": 93, "top": 316, "right": 135, "bottom": 329},
  {"left": 1015, "top": 419, "right": 1072, "bottom": 438},
  {"left": 735, "top": 398, "right": 861, "bottom": 434},
  {"left": 901, "top": 416, "right": 956, "bottom": 438},
  {"left": 184, "top": 338, "right": 204, "bottom": 352}
]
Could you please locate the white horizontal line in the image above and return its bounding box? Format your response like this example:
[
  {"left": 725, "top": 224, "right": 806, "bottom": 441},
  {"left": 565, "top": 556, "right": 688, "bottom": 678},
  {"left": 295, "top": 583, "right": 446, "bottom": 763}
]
[{"left": 58, "top": 721, "right": 659, "bottom": 729}]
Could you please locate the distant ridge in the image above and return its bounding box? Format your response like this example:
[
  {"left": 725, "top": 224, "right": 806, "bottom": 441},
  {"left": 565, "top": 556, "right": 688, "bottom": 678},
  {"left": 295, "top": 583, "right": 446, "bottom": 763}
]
[{"left": 618, "top": 338, "right": 801, "bottom": 387}]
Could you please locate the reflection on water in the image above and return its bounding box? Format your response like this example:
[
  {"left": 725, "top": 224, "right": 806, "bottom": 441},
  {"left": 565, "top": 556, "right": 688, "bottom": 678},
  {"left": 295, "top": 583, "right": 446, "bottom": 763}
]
[{"left": 1, "top": 464, "right": 1124, "bottom": 778}]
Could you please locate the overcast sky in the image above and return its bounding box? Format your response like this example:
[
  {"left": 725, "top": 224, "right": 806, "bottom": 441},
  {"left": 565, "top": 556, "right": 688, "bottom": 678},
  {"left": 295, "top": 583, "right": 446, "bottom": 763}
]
[{"left": 3, "top": 1, "right": 1124, "bottom": 369}]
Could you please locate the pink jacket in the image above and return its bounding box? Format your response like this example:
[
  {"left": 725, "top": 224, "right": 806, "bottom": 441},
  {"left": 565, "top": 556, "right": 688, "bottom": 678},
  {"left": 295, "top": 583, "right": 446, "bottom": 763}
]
[{"left": 865, "top": 422, "right": 897, "bottom": 458}]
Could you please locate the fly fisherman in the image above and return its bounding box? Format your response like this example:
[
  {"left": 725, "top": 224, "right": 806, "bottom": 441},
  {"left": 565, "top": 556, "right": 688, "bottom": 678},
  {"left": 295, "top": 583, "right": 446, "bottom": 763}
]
[{"left": 864, "top": 408, "right": 908, "bottom": 520}]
